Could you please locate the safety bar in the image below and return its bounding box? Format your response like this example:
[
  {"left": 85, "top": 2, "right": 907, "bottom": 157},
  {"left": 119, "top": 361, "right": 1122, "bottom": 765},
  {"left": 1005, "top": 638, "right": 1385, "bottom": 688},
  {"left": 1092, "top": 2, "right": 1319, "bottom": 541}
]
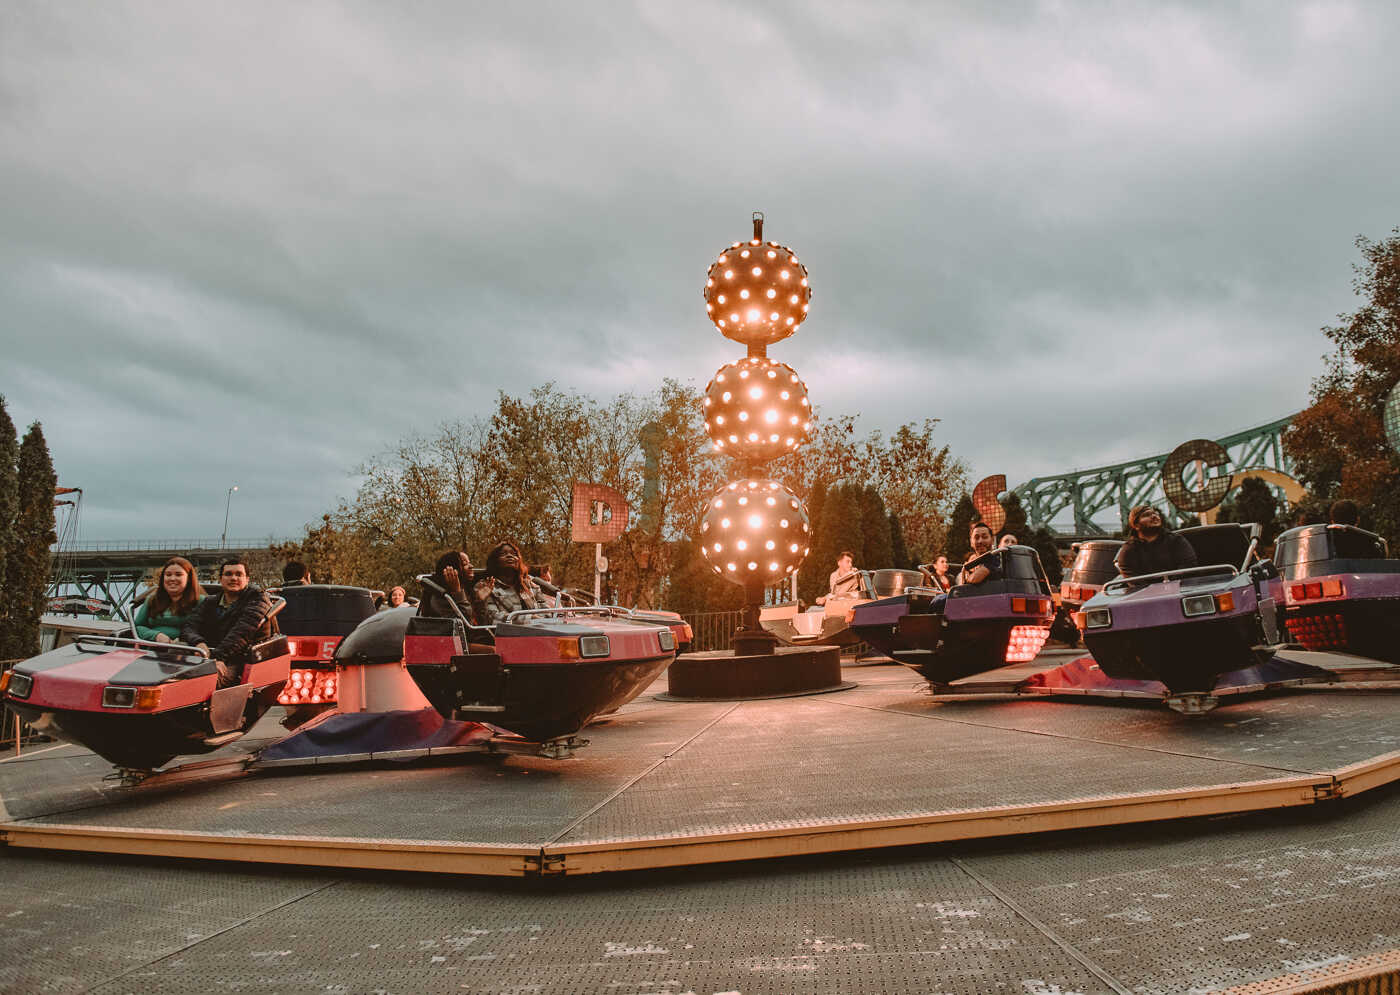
[
  {"left": 72, "top": 634, "right": 210, "bottom": 657},
  {"left": 1103, "top": 564, "right": 1237, "bottom": 595},
  {"left": 415, "top": 574, "right": 496, "bottom": 637}
]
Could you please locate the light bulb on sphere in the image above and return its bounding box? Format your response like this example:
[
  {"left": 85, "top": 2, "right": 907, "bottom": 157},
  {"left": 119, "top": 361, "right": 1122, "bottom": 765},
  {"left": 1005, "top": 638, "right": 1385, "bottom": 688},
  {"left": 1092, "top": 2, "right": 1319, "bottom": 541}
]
[
  {"left": 703, "top": 223, "right": 811, "bottom": 349},
  {"left": 703, "top": 356, "right": 812, "bottom": 460},
  {"left": 698, "top": 479, "right": 811, "bottom": 584}
]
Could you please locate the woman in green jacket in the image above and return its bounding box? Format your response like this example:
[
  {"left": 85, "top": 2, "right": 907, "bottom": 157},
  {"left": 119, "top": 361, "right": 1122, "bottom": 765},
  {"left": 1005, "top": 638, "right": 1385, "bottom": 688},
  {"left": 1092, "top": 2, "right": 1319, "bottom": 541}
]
[{"left": 133, "top": 556, "right": 205, "bottom": 642}]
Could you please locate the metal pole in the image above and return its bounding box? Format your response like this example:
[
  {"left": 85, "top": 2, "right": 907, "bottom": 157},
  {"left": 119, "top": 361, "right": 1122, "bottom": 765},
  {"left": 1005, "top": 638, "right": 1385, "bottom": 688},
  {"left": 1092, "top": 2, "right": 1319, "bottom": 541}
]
[
  {"left": 221, "top": 484, "right": 238, "bottom": 547},
  {"left": 594, "top": 542, "right": 603, "bottom": 605}
]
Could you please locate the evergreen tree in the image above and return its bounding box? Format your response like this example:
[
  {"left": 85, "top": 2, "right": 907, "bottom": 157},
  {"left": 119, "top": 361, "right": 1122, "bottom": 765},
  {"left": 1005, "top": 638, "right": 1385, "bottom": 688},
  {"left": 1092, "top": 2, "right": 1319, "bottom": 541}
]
[
  {"left": 858, "top": 486, "right": 894, "bottom": 568},
  {"left": 801, "top": 483, "right": 862, "bottom": 604},
  {"left": 1024, "top": 528, "right": 1064, "bottom": 585},
  {"left": 999, "top": 492, "right": 1030, "bottom": 543},
  {"left": 946, "top": 494, "right": 977, "bottom": 564},
  {"left": 888, "top": 513, "right": 909, "bottom": 569},
  {"left": 0, "top": 397, "right": 17, "bottom": 655},
  {"left": 1215, "top": 477, "right": 1286, "bottom": 544},
  {"left": 805, "top": 478, "right": 828, "bottom": 548},
  {"left": 3, "top": 423, "right": 57, "bottom": 659}
]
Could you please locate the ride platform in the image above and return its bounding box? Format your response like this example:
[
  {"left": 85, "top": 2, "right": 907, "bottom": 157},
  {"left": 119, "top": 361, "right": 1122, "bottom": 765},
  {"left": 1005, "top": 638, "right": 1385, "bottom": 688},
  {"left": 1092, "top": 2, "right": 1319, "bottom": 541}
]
[{"left": 4, "top": 649, "right": 1400, "bottom": 885}]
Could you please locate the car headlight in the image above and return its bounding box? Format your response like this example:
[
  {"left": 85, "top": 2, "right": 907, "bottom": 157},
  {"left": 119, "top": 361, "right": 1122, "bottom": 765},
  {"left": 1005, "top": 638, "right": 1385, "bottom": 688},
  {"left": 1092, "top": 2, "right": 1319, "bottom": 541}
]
[
  {"left": 1083, "top": 608, "right": 1113, "bottom": 629},
  {"left": 658, "top": 629, "right": 675, "bottom": 652},
  {"left": 4, "top": 671, "right": 33, "bottom": 699},
  {"left": 578, "top": 635, "right": 611, "bottom": 658},
  {"left": 1181, "top": 594, "right": 1217, "bottom": 617}
]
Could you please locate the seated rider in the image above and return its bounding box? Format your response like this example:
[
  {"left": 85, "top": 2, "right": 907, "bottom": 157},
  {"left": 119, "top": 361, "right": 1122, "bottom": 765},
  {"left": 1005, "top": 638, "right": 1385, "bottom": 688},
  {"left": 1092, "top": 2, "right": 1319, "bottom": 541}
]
[
  {"left": 1114, "top": 505, "right": 1198, "bottom": 578},
  {"left": 134, "top": 556, "right": 205, "bottom": 642},
  {"left": 180, "top": 557, "right": 275, "bottom": 689},
  {"left": 471, "top": 540, "right": 540, "bottom": 625},
  {"left": 816, "top": 551, "right": 860, "bottom": 606},
  {"left": 281, "top": 561, "right": 311, "bottom": 587},
  {"left": 418, "top": 551, "right": 474, "bottom": 619},
  {"left": 958, "top": 523, "right": 1003, "bottom": 586}
]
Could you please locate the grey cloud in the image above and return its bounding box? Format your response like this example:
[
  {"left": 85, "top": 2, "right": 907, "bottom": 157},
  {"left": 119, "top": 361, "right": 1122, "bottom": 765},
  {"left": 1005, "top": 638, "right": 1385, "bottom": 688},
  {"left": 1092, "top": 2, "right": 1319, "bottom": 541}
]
[{"left": 2, "top": 0, "right": 1395, "bottom": 539}]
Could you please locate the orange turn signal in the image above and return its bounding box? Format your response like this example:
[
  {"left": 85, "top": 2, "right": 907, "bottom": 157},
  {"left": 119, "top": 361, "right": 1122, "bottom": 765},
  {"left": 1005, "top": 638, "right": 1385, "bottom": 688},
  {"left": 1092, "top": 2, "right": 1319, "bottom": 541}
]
[
  {"left": 1214, "top": 592, "right": 1235, "bottom": 613},
  {"left": 1322, "top": 579, "right": 1344, "bottom": 598},
  {"left": 135, "top": 687, "right": 162, "bottom": 710},
  {"left": 556, "top": 638, "right": 580, "bottom": 661}
]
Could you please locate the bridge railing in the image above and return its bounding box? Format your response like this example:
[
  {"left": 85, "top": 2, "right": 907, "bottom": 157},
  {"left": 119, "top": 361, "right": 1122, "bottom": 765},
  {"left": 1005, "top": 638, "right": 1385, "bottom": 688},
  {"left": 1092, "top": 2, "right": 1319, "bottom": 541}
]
[{"left": 58, "top": 538, "right": 296, "bottom": 553}]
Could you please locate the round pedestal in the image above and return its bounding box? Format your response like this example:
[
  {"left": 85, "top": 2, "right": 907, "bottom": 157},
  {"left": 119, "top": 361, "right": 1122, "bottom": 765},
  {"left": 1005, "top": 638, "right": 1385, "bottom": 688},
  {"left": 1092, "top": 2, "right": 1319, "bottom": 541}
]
[{"left": 661, "top": 645, "right": 851, "bottom": 700}]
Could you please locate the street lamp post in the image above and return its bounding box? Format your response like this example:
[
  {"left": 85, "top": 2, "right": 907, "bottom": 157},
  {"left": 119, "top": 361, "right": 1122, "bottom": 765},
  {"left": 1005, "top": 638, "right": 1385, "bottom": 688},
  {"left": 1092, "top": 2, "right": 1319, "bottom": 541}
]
[{"left": 221, "top": 485, "right": 238, "bottom": 548}]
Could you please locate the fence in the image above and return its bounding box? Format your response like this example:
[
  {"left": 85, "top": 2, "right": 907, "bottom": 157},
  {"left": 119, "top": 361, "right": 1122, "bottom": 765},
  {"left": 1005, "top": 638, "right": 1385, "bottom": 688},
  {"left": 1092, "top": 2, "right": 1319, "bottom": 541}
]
[{"left": 680, "top": 610, "right": 744, "bottom": 653}]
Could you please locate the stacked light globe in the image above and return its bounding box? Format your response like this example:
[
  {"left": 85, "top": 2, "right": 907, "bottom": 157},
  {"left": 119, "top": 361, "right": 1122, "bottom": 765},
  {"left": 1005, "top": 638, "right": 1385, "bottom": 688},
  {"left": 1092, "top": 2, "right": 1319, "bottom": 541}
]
[
  {"left": 699, "top": 479, "right": 812, "bottom": 583},
  {"left": 698, "top": 213, "right": 814, "bottom": 586},
  {"left": 704, "top": 237, "right": 812, "bottom": 348},
  {"left": 703, "top": 356, "right": 812, "bottom": 461}
]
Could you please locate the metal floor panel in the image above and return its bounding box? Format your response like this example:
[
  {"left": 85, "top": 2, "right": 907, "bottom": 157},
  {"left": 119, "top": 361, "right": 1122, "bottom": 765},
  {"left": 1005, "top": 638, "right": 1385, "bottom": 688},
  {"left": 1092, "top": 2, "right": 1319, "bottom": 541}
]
[
  {"left": 75, "top": 857, "right": 1106, "bottom": 995},
  {"left": 0, "top": 850, "right": 330, "bottom": 995},
  {"left": 7, "top": 700, "right": 736, "bottom": 846},
  {"left": 556, "top": 694, "right": 1303, "bottom": 847},
  {"left": 838, "top": 677, "right": 1400, "bottom": 774},
  {"left": 959, "top": 788, "right": 1400, "bottom": 994}
]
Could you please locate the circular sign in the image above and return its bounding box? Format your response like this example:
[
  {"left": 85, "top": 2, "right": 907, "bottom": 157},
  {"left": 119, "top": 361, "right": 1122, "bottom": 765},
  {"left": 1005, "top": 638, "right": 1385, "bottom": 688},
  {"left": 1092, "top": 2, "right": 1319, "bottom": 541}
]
[{"left": 1162, "top": 439, "right": 1231, "bottom": 513}]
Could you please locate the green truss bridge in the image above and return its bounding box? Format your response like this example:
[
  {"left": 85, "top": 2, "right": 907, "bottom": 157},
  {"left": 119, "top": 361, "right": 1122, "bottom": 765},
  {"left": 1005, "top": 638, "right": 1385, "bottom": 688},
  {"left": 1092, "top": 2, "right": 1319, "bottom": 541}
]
[
  {"left": 49, "top": 538, "right": 296, "bottom": 608},
  {"left": 1013, "top": 414, "right": 1298, "bottom": 538}
]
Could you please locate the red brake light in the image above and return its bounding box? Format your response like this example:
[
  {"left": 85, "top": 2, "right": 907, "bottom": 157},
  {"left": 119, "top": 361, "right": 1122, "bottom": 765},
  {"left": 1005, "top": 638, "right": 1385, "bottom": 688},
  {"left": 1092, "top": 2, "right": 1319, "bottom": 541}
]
[
  {"left": 1305, "top": 582, "right": 1323, "bottom": 599},
  {"left": 1290, "top": 584, "right": 1306, "bottom": 601},
  {"left": 1011, "top": 597, "right": 1027, "bottom": 613}
]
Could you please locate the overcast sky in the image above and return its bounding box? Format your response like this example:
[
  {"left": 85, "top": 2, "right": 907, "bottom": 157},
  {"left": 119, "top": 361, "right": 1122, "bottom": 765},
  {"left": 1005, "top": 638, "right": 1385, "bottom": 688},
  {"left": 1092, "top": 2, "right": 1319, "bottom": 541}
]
[{"left": 3, "top": 1, "right": 1395, "bottom": 541}]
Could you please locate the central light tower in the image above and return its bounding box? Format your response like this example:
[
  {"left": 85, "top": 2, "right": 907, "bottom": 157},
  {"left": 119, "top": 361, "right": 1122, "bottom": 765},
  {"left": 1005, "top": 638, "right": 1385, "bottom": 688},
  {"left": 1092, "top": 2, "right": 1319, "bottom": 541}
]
[
  {"left": 697, "top": 213, "right": 815, "bottom": 653},
  {"left": 665, "top": 213, "right": 847, "bottom": 701}
]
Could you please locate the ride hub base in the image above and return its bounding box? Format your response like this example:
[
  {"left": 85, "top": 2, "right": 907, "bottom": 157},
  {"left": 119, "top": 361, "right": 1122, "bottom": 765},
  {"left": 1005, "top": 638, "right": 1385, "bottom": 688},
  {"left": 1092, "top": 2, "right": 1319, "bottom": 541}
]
[{"left": 662, "top": 644, "right": 849, "bottom": 699}]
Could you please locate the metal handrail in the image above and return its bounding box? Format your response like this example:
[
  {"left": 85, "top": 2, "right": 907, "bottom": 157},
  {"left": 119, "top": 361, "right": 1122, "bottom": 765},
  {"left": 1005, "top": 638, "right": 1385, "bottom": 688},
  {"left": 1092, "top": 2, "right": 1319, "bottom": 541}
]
[
  {"left": 1103, "top": 564, "right": 1237, "bottom": 595},
  {"left": 72, "top": 634, "right": 209, "bottom": 657},
  {"left": 506, "top": 606, "right": 630, "bottom": 623}
]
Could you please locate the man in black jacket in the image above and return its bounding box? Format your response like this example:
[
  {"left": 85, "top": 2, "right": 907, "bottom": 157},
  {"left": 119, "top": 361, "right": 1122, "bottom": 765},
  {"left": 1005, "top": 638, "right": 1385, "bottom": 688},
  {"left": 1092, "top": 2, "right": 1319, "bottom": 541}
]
[
  {"left": 181, "top": 557, "right": 274, "bottom": 689},
  {"left": 1115, "top": 505, "right": 1198, "bottom": 578}
]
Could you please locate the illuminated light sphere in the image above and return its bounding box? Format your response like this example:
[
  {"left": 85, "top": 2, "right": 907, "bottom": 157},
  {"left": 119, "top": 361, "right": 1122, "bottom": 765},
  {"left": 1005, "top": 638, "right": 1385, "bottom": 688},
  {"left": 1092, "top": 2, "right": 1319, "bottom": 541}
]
[
  {"left": 703, "top": 356, "right": 811, "bottom": 461},
  {"left": 702, "top": 221, "right": 812, "bottom": 348},
  {"left": 697, "top": 478, "right": 811, "bottom": 584},
  {"left": 1385, "top": 380, "right": 1400, "bottom": 455}
]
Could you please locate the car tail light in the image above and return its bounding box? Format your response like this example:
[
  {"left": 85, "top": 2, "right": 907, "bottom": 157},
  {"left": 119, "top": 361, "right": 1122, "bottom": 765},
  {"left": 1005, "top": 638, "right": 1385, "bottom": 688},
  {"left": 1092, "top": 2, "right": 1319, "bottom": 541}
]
[
  {"left": 1214, "top": 592, "right": 1235, "bottom": 613},
  {"left": 845, "top": 607, "right": 857, "bottom": 624},
  {"left": 1012, "top": 597, "right": 1026, "bottom": 612},
  {"left": 1322, "top": 579, "right": 1344, "bottom": 598},
  {"left": 1290, "top": 584, "right": 1306, "bottom": 601},
  {"left": 1004, "top": 625, "right": 1050, "bottom": 662},
  {"left": 277, "top": 668, "right": 339, "bottom": 706},
  {"left": 1181, "top": 594, "right": 1217, "bottom": 617},
  {"left": 1285, "top": 611, "right": 1349, "bottom": 650},
  {"left": 1305, "top": 582, "right": 1323, "bottom": 600}
]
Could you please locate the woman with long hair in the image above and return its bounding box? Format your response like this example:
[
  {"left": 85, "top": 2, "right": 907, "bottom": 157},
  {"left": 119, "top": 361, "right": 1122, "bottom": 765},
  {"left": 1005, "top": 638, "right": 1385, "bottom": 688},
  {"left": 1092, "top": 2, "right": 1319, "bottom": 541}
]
[
  {"left": 133, "top": 556, "right": 205, "bottom": 642},
  {"left": 470, "top": 540, "right": 539, "bottom": 625}
]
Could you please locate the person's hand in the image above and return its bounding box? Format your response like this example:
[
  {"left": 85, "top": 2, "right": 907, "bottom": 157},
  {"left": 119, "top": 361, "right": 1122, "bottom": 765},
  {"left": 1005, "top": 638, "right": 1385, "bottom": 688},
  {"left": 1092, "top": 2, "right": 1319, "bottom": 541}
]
[
  {"left": 816, "top": 595, "right": 827, "bottom": 605},
  {"left": 154, "top": 633, "right": 171, "bottom": 643},
  {"left": 443, "top": 566, "right": 463, "bottom": 594},
  {"left": 195, "top": 642, "right": 210, "bottom": 657}
]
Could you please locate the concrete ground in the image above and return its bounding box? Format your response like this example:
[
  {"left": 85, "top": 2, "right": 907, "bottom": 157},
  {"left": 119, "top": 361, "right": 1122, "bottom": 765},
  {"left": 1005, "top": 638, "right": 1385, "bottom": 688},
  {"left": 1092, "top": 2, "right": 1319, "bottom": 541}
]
[{"left": 4, "top": 651, "right": 1400, "bottom": 993}]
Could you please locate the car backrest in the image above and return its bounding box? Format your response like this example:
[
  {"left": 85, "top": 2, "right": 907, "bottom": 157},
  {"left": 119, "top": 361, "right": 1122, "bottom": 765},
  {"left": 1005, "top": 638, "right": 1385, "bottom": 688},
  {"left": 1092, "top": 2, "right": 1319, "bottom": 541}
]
[{"left": 1179, "top": 524, "right": 1253, "bottom": 569}]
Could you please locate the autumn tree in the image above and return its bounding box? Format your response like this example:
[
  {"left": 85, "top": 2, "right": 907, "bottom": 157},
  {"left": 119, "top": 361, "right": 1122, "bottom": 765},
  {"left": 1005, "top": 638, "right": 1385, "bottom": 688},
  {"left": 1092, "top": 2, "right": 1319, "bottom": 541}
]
[
  {"left": 1284, "top": 229, "right": 1400, "bottom": 546},
  {"left": 1, "top": 423, "right": 56, "bottom": 658},
  {"left": 801, "top": 483, "right": 863, "bottom": 604},
  {"left": 888, "top": 513, "right": 909, "bottom": 569}
]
